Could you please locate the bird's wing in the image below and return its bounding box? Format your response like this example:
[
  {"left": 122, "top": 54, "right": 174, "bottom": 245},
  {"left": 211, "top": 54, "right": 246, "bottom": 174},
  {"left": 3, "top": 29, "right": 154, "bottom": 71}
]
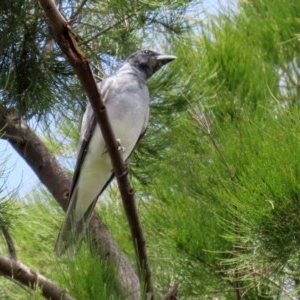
[
  {"left": 70, "top": 104, "right": 115, "bottom": 202},
  {"left": 55, "top": 81, "right": 114, "bottom": 254}
]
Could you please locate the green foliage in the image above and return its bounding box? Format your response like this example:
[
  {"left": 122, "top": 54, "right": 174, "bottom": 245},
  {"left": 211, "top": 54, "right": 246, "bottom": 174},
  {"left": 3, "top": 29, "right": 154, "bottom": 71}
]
[
  {"left": 0, "top": 190, "right": 123, "bottom": 299},
  {"left": 0, "top": 0, "right": 190, "bottom": 121},
  {"left": 56, "top": 247, "right": 122, "bottom": 300},
  {"left": 0, "top": 0, "right": 79, "bottom": 119},
  {"left": 3, "top": 0, "right": 300, "bottom": 298},
  {"left": 0, "top": 0, "right": 193, "bottom": 298},
  {"left": 129, "top": 0, "right": 300, "bottom": 297}
]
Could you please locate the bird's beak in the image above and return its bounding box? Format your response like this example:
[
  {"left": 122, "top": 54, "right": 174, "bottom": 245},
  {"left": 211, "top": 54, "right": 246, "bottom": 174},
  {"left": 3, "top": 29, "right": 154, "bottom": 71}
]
[{"left": 155, "top": 54, "right": 177, "bottom": 65}]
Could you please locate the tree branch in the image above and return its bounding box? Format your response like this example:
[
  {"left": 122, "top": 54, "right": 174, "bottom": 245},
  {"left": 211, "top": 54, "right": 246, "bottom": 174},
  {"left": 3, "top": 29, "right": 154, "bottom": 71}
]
[
  {"left": 0, "top": 254, "right": 74, "bottom": 300},
  {"left": 38, "top": 0, "right": 153, "bottom": 297},
  {"left": 0, "top": 107, "right": 71, "bottom": 211},
  {"left": 0, "top": 106, "right": 140, "bottom": 299}
]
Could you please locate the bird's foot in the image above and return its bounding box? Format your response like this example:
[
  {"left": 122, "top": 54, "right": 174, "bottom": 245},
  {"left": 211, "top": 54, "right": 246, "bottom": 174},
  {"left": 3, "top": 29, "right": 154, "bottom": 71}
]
[
  {"left": 116, "top": 139, "right": 125, "bottom": 152},
  {"left": 102, "top": 139, "right": 125, "bottom": 155}
]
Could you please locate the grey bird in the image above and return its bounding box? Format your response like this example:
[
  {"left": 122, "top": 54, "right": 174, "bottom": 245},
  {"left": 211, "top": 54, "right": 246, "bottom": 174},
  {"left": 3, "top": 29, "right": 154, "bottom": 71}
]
[{"left": 55, "top": 50, "right": 176, "bottom": 255}]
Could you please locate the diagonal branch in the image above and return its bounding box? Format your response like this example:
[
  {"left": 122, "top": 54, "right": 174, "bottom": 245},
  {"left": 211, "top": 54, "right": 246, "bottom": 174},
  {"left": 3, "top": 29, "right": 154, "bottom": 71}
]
[
  {"left": 38, "top": 0, "right": 153, "bottom": 297},
  {"left": 0, "top": 106, "right": 140, "bottom": 299},
  {"left": 0, "top": 254, "right": 74, "bottom": 300}
]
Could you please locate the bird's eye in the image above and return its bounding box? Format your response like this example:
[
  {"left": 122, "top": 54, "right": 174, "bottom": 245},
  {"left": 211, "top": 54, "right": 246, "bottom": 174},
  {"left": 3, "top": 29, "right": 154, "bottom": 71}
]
[{"left": 143, "top": 50, "right": 151, "bottom": 55}]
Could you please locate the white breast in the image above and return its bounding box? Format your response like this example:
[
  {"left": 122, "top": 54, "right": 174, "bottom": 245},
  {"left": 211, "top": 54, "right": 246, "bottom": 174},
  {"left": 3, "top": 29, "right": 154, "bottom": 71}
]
[{"left": 73, "top": 72, "right": 150, "bottom": 220}]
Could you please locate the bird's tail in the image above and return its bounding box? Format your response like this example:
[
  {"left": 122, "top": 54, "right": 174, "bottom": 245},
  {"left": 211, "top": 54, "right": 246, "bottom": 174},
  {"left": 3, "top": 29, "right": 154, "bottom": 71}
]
[{"left": 54, "top": 191, "right": 97, "bottom": 256}]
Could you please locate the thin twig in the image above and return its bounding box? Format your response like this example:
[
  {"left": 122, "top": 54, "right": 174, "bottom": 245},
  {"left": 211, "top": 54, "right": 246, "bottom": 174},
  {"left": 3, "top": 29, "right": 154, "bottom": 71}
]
[
  {"left": 1, "top": 225, "right": 17, "bottom": 260},
  {"left": 78, "top": 12, "right": 137, "bottom": 46},
  {"left": 186, "top": 97, "right": 242, "bottom": 300},
  {"left": 190, "top": 111, "right": 235, "bottom": 180},
  {"left": 38, "top": 0, "right": 153, "bottom": 297},
  {"left": 69, "top": 0, "right": 88, "bottom": 24},
  {"left": 161, "top": 283, "right": 178, "bottom": 300}
]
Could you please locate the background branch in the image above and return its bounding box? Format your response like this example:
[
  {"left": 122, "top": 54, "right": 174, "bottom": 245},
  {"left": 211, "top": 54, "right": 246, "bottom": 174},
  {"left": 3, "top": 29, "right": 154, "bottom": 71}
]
[
  {"left": 0, "top": 254, "right": 74, "bottom": 300},
  {"left": 0, "top": 106, "right": 140, "bottom": 299}
]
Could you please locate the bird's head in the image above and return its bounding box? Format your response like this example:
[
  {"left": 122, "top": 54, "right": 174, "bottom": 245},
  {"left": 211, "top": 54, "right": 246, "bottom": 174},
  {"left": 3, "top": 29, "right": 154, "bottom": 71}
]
[{"left": 125, "top": 50, "right": 176, "bottom": 79}]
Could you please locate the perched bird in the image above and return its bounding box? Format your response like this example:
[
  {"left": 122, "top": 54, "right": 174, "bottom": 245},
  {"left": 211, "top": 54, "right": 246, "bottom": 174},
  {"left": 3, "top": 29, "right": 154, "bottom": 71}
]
[{"left": 55, "top": 50, "right": 176, "bottom": 255}]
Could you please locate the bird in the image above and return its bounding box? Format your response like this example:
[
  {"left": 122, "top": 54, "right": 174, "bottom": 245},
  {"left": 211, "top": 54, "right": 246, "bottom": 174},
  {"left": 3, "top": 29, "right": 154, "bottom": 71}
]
[{"left": 55, "top": 50, "right": 176, "bottom": 255}]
